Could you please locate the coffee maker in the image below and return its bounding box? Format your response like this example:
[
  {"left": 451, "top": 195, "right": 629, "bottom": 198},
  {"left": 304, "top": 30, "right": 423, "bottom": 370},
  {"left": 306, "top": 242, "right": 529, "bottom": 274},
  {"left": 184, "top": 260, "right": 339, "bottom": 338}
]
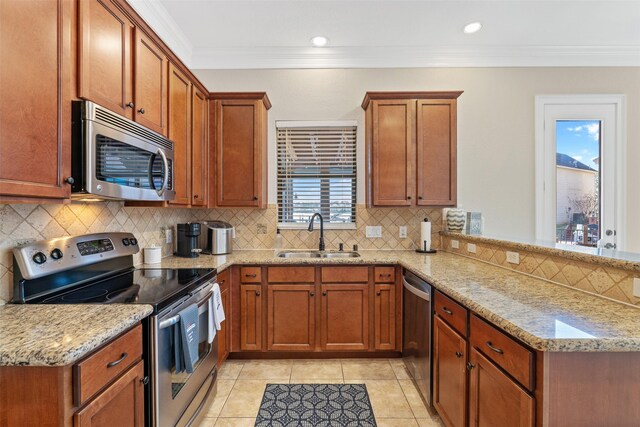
[{"left": 176, "top": 223, "right": 201, "bottom": 258}]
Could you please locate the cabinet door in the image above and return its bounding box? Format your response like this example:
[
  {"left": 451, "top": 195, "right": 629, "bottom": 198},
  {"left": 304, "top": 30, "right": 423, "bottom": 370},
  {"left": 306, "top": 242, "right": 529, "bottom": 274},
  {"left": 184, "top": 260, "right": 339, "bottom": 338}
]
[
  {"left": 321, "top": 284, "right": 369, "bottom": 351},
  {"left": 79, "top": 0, "right": 133, "bottom": 118},
  {"left": 168, "top": 63, "right": 191, "bottom": 206},
  {"left": 433, "top": 315, "right": 467, "bottom": 427},
  {"left": 240, "top": 284, "right": 262, "bottom": 351},
  {"left": 217, "top": 270, "right": 230, "bottom": 366},
  {"left": 267, "top": 285, "right": 316, "bottom": 351},
  {"left": 374, "top": 284, "right": 396, "bottom": 350},
  {"left": 134, "top": 29, "right": 167, "bottom": 135},
  {"left": 469, "top": 348, "right": 534, "bottom": 427},
  {"left": 215, "top": 99, "right": 264, "bottom": 207},
  {"left": 191, "top": 86, "right": 208, "bottom": 206},
  {"left": 416, "top": 99, "right": 457, "bottom": 206},
  {"left": 74, "top": 360, "right": 145, "bottom": 427},
  {"left": 0, "top": 0, "right": 72, "bottom": 200},
  {"left": 371, "top": 100, "right": 415, "bottom": 206}
]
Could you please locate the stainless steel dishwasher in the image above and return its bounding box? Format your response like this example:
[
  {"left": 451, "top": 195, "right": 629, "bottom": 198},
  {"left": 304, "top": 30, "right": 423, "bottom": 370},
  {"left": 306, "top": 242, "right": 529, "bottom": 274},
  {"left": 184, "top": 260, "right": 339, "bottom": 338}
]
[{"left": 402, "top": 269, "right": 433, "bottom": 407}]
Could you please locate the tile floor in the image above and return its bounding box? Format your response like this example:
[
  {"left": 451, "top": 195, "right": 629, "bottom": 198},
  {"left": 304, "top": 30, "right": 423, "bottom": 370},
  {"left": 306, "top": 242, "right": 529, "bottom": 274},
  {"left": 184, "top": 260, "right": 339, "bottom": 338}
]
[{"left": 197, "top": 358, "right": 444, "bottom": 427}]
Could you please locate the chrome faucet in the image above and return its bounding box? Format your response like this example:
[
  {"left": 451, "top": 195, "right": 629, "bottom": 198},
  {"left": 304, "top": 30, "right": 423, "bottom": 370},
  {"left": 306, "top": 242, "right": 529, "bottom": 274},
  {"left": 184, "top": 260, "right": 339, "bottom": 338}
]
[{"left": 307, "top": 213, "right": 325, "bottom": 251}]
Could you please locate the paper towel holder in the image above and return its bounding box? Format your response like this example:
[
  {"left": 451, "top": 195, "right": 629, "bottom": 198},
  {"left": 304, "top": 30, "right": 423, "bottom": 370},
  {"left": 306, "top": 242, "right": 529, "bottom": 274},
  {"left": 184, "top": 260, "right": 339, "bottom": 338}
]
[{"left": 416, "top": 217, "right": 437, "bottom": 254}]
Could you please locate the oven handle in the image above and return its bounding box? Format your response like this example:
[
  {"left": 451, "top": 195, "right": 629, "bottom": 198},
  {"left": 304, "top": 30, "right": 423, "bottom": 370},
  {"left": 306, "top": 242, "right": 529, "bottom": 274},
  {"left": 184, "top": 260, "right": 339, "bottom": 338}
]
[
  {"left": 403, "top": 277, "right": 431, "bottom": 301},
  {"left": 158, "top": 290, "right": 213, "bottom": 330}
]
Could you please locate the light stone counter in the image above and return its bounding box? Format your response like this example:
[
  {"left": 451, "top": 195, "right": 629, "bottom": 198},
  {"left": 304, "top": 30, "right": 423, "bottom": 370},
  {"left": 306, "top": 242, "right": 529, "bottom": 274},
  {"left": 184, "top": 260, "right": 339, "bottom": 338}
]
[
  {"left": 0, "top": 304, "right": 152, "bottom": 366},
  {"left": 161, "top": 250, "right": 640, "bottom": 352}
]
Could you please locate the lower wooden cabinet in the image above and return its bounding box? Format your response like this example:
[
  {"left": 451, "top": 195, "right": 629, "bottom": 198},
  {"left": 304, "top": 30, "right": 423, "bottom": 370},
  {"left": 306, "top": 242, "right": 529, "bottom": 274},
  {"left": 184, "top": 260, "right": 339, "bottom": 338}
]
[
  {"left": 468, "top": 348, "right": 534, "bottom": 427},
  {"left": 217, "top": 269, "right": 231, "bottom": 366},
  {"left": 321, "top": 284, "right": 369, "bottom": 351},
  {"left": 240, "top": 284, "right": 263, "bottom": 351},
  {"left": 374, "top": 284, "right": 396, "bottom": 350},
  {"left": 267, "top": 284, "right": 316, "bottom": 351},
  {"left": 433, "top": 315, "right": 467, "bottom": 427},
  {"left": 74, "top": 360, "right": 145, "bottom": 427}
]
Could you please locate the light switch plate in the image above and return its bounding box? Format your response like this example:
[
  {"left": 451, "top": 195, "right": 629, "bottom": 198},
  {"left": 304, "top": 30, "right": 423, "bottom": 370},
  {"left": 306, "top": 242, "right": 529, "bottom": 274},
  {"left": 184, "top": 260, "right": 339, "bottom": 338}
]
[
  {"left": 467, "top": 243, "right": 477, "bottom": 253},
  {"left": 633, "top": 278, "right": 640, "bottom": 298},
  {"left": 399, "top": 226, "right": 407, "bottom": 238},
  {"left": 366, "top": 226, "right": 382, "bottom": 238},
  {"left": 451, "top": 239, "right": 459, "bottom": 249},
  {"left": 506, "top": 251, "right": 520, "bottom": 264}
]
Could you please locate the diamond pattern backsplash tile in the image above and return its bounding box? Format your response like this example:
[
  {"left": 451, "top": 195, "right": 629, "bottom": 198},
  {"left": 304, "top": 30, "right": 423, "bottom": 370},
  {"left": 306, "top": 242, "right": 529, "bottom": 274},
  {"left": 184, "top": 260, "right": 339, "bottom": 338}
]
[{"left": 0, "top": 203, "right": 441, "bottom": 304}]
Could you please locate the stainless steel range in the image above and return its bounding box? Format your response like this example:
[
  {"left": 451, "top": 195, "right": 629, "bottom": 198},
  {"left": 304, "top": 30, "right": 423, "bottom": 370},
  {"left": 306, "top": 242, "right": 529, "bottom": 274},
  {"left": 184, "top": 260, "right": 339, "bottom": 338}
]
[{"left": 12, "top": 232, "right": 218, "bottom": 427}]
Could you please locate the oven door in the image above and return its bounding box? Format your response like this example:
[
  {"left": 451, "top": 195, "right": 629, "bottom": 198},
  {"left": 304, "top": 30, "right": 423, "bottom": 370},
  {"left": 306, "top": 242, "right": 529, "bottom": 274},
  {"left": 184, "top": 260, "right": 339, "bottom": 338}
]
[{"left": 152, "top": 282, "right": 218, "bottom": 427}]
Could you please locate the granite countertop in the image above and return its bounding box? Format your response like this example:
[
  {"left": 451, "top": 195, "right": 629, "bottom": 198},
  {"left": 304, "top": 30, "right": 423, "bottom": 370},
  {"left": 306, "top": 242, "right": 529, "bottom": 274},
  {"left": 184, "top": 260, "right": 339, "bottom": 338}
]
[
  {"left": 161, "top": 250, "right": 640, "bottom": 352},
  {"left": 0, "top": 304, "right": 153, "bottom": 366}
]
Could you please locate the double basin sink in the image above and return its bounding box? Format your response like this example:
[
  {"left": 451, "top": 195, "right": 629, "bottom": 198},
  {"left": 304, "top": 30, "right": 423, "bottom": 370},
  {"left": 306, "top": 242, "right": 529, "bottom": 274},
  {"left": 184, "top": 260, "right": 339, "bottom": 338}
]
[{"left": 277, "top": 251, "right": 360, "bottom": 259}]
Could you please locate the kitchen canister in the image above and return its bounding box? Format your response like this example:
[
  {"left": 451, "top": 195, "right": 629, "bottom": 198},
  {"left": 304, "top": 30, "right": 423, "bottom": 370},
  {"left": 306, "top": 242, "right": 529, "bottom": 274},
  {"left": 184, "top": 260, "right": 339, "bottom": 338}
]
[
  {"left": 445, "top": 208, "right": 466, "bottom": 232},
  {"left": 143, "top": 246, "right": 162, "bottom": 265}
]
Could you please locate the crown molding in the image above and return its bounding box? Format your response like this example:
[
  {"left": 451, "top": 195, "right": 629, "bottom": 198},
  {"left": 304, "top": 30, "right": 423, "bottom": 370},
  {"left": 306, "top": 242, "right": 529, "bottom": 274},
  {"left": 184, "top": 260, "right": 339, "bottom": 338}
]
[
  {"left": 127, "top": 0, "right": 194, "bottom": 67},
  {"left": 190, "top": 45, "right": 640, "bottom": 69}
]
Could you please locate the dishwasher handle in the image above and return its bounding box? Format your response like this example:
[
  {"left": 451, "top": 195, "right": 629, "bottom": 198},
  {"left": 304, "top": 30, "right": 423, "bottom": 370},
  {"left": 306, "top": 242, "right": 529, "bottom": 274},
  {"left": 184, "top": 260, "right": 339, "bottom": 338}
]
[{"left": 402, "top": 277, "right": 431, "bottom": 301}]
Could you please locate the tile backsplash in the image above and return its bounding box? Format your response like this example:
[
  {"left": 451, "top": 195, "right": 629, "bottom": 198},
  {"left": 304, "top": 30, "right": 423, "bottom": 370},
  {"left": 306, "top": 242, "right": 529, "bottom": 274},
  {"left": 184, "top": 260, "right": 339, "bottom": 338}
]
[{"left": 0, "top": 203, "right": 441, "bottom": 303}]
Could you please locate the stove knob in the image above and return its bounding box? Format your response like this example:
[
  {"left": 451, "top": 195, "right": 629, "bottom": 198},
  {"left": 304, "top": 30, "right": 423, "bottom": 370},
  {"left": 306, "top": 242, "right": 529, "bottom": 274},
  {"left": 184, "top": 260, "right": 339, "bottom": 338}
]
[
  {"left": 32, "top": 252, "right": 47, "bottom": 264},
  {"left": 50, "top": 248, "right": 63, "bottom": 260},
  {"left": 122, "top": 238, "right": 130, "bottom": 246},
  {"left": 129, "top": 238, "right": 138, "bottom": 246}
]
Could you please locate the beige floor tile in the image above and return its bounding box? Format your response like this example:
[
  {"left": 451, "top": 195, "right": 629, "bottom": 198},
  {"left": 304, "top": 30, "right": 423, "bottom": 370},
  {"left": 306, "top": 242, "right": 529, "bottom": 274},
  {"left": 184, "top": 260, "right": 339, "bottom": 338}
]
[
  {"left": 218, "top": 361, "right": 245, "bottom": 379},
  {"left": 416, "top": 415, "right": 445, "bottom": 427},
  {"left": 398, "top": 379, "right": 430, "bottom": 418},
  {"left": 238, "top": 360, "right": 292, "bottom": 380},
  {"left": 196, "top": 417, "right": 217, "bottom": 427},
  {"left": 289, "top": 378, "right": 345, "bottom": 384},
  {"left": 205, "top": 379, "right": 236, "bottom": 418},
  {"left": 345, "top": 379, "right": 414, "bottom": 418},
  {"left": 220, "top": 380, "right": 272, "bottom": 418},
  {"left": 388, "top": 359, "right": 411, "bottom": 380},
  {"left": 290, "top": 360, "right": 343, "bottom": 380},
  {"left": 342, "top": 360, "right": 396, "bottom": 380},
  {"left": 214, "top": 418, "right": 256, "bottom": 427},
  {"left": 376, "top": 419, "right": 419, "bottom": 427}
]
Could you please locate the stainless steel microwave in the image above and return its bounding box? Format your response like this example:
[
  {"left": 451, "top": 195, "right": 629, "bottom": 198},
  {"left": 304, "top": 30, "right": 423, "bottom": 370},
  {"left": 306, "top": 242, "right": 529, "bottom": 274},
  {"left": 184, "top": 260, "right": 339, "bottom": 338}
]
[{"left": 70, "top": 100, "right": 175, "bottom": 201}]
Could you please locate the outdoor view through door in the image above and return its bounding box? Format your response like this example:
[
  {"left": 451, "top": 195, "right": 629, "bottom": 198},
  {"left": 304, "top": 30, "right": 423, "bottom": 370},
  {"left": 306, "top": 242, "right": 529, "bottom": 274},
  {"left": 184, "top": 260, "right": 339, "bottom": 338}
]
[{"left": 555, "top": 120, "right": 601, "bottom": 247}]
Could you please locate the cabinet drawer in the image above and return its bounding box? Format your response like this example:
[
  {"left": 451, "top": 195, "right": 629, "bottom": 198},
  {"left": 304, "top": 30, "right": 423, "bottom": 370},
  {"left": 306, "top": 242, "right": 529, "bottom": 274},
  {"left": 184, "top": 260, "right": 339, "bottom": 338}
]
[
  {"left": 470, "top": 314, "right": 534, "bottom": 391},
  {"left": 374, "top": 267, "right": 395, "bottom": 283},
  {"left": 74, "top": 324, "right": 142, "bottom": 405},
  {"left": 434, "top": 290, "right": 468, "bottom": 337},
  {"left": 268, "top": 266, "right": 315, "bottom": 283},
  {"left": 240, "top": 267, "right": 262, "bottom": 283},
  {"left": 322, "top": 266, "right": 368, "bottom": 283}
]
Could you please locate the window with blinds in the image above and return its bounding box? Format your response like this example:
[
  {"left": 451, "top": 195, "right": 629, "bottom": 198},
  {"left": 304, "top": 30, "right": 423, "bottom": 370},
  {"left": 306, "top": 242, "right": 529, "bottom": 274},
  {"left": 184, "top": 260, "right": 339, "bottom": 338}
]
[{"left": 277, "top": 121, "right": 357, "bottom": 228}]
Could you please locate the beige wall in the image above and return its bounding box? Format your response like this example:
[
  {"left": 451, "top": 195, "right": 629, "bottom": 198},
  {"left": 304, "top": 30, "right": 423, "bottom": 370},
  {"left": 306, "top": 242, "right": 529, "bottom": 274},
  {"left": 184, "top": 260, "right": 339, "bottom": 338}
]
[{"left": 194, "top": 67, "right": 640, "bottom": 252}]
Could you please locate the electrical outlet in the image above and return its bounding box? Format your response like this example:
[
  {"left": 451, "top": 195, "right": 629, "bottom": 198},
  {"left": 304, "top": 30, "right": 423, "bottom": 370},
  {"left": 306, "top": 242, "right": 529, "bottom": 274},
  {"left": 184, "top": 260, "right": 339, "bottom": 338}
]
[
  {"left": 165, "top": 229, "right": 173, "bottom": 244},
  {"left": 451, "top": 239, "right": 459, "bottom": 249},
  {"left": 467, "top": 243, "right": 477, "bottom": 253},
  {"left": 506, "top": 251, "right": 520, "bottom": 264},
  {"left": 399, "top": 226, "right": 407, "bottom": 238},
  {"left": 366, "top": 226, "right": 382, "bottom": 238},
  {"left": 633, "top": 278, "right": 640, "bottom": 298}
]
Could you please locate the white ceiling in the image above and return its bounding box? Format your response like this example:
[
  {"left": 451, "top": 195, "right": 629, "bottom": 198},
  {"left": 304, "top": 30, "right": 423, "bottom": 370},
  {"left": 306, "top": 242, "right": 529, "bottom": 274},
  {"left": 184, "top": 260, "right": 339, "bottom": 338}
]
[{"left": 129, "top": 0, "right": 640, "bottom": 69}]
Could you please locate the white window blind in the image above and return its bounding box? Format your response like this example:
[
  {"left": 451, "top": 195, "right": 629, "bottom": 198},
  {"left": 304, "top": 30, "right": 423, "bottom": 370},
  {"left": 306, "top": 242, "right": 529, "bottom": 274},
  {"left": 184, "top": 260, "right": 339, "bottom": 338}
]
[{"left": 277, "top": 121, "right": 357, "bottom": 228}]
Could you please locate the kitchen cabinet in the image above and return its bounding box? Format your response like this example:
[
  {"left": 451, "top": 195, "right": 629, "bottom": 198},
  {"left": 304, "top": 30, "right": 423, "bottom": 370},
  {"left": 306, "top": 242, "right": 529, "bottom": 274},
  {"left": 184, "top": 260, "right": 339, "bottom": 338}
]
[
  {"left": 0, "top": 0, "right": 72, "bottom": 201},
  {"left": 217, "top": 269, "right": 231, "bottom": 366},
  {"left": 267, "top": 285, "right": 316, "bottom": 351},
  {"left": 433, "top": 315, "right": 468, "bottom": 427},
  {"left": 133, "top": 29, "right": 168, "bottom": 135},
  {"left": 362, "top": 91, "right": 462, "bottom": 207},
  {"left": 320, "top": 284, "right": 369, "bottom": 351},
  {"left": 191, "top": 86, "right": 208, "bottom": 206},
  {"left": 240, "top": 284, "right": 263, "bottom": 351},
  {"left": 168, "top": 62, "right": 192, "bottom": 206},
  {"left": 374, "top": 284, "right": 396, "bottom": 350},
  {"left": 468, "top": 348, "right": 534, "bottom": 427},
  {"left": 211, "top": 93, "right": 271, "bottom": 208}
]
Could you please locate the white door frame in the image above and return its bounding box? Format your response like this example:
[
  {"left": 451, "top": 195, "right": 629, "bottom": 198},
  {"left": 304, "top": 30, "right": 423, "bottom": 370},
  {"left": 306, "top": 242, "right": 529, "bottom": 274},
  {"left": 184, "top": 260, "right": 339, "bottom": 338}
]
[{"left": 534, "top": 94, "right": 626, "bottom": 249}]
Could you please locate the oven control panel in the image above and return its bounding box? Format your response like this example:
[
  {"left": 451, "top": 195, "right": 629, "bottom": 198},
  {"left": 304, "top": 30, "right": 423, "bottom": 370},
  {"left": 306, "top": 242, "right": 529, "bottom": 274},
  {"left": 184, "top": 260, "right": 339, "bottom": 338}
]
[{"left": 13, "top": 232, "right": 140, "bottom": 280}]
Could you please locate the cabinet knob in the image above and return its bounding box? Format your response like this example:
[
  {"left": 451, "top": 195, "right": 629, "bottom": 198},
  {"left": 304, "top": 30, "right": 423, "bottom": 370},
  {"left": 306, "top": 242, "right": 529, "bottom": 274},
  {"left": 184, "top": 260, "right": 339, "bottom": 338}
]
[
  {"left": 322, "top": 291, "right": 327, "bottom": 296},
  {"left": 126, "top": 102, "right": 134, "bottom": 108},
  {"left": 418, "top": 196, "right": 423, "bottom": 200},
  {"left": 253, "top": 196, "right": 258, "bottom": 201},
  {"left": 310, "top": 292, "right": 315, "bottom": 297},
  {"left": 466, "top": 362, "right": 476, "bottom": 370},
  {"left": 376, "top": 291, "right": 381, "bottom": 296},
  {"left": 194, "top": 194, "right": 199, "bottom": 199},
  {"left": 407, "top": 196, "right": 412, "bottom": 200},
  {"left": 64, "top": 176, "right": 75, "bottom": 185},
  {"left": 138, "top": 108, "right": 145, "bottom": 114},
  {"left": 455, "top": 351, "right": 463, "bottom": 358},
  {"left": 140, "top": 376, "right": 149, "bottom": 385},
  {"left": 255, "top": 291, "right": 261, "bottom": 296}
]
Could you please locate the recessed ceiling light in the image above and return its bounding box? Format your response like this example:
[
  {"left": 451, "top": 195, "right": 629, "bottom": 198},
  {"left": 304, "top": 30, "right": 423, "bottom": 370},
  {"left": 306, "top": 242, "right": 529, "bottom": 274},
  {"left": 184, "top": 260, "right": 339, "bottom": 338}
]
[
  {"left": 310, "top": 36, "right": 329, "bottom": 47},
  {"left": 463, "top": 22, "right": 482, "bottom": 34}
]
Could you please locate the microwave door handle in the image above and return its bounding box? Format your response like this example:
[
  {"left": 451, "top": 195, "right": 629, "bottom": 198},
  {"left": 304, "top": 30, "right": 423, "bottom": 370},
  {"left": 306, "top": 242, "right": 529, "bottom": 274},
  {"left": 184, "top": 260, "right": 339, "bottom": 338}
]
[
  {"left": 148, "top": 152, "right": 158, "bottom": 192},
  {"left": 157, "top": 149, "right": 169, "bottom": 197}
]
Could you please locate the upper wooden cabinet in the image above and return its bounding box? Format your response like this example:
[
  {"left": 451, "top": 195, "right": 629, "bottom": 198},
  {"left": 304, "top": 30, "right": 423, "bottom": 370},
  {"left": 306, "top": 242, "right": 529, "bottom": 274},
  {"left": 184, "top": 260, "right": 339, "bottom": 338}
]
[
  {"left": 168, "top": 63, "right": 192, "bottom": 206},
  {"left": 362, "top": 91, "right": 462, "bottom": 207},
  {"left": 134, "top": 29, "right": 168, "bottom": 135},
  {"left": 191, "top": 86, "right": 208, "bottom": 206},
  {"left": 211, "top": 93, "right": 271, "bottom": 208},
  {"left": 0, "top": 0, "right": 72, "bottom": 201}
]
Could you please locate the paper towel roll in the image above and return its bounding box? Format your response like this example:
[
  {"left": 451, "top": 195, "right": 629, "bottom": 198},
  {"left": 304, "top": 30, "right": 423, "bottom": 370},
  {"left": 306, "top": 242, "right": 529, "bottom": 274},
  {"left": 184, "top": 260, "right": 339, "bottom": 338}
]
[{"left": 420, "top": 219, "right": 431, "bottom": 251}]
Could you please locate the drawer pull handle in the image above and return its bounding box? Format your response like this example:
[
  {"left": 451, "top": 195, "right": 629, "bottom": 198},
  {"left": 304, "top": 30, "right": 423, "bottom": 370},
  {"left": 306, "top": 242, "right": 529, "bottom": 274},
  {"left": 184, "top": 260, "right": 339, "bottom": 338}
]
[
  {"left": 486, "top": 341, "right": 504, "bottom": 354},
  {"left": 466, "top": 362, "right": 476, "bottom": 370},
  {"left": 245, "top": 274, "right": 257, "bottom": 278},
  {"left": 380, "top": 274, "right": 391, "bottom": 277},
  {"left": 107, "top": 352, "right": 128, "bottom": 368},
  {"left": 442, "top": 307, "right": 453, "bottom": 315},
  {"left": 455, "top": 351, "right": 463, "bottom": 358}
]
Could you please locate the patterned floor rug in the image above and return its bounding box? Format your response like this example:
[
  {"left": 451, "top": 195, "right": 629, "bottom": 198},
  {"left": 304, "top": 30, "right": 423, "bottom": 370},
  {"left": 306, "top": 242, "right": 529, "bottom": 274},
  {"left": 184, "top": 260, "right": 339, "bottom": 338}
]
[{"left": 255, "top": 383, "right": 377, "bottom": 427}]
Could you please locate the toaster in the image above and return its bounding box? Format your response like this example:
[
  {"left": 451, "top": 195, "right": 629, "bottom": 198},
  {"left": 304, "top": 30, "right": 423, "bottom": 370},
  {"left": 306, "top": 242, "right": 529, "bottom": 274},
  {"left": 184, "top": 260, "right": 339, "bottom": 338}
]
[{"left": 199, "top": 221, "right": 234, "bottom": 255}]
